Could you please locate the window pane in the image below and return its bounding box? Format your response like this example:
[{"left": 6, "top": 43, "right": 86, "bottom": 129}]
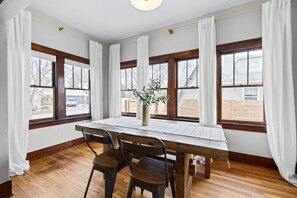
[
  {"left": 66, "top": 89, "right": 90, "bottom": 116},
  {"left": 178, "top": 89, "right": 199, "bottom": 118},
  {"left": 74, "top": 66, "right": 82, "bottom": 89},
  {"left": 132, "top": 67, "right": 137, "bottom": 89},
  {"left": 40, "top": 58, "right": 53, "bottom": 86},
  {"left": 249, "top": 50, "right": 263, "bottom": 85},
  {"left": 121, "top": 69, "right": 126, "bottom": 90},
  {"left": 30, "top": 57, "right": 40, "bottom": 86},
  {"left": 221, "top": 54, "right": 233, "bottom": 86},
  {"left": 235, "top": 52, "right": 248, "bottom": 85},
  {"left": 30, "top": 88, "right": 54, "bottom": 119},
  {"left": 160, "top": 63, "right": 168, "bottom": 88},
  {"left": 222, "top": 87, "right": 264, "bottom": 122},
  {"left": 187, "top": 59, "right": 198, "bottom": 87},
  {"left": 126, "top": 68, "right": 132, "bottom": 90},
  {"left": 178, "top": 60, "right": 187, "bottom": 88},
  {"left": 151, "top": 90, "right": 167, "bottom": 115},
  {"left": 64, "top": 64, "right": 73, "bottom": 88},
  {"left": 82, "top": 68, "right": 89, "bottom": 89},
  {"left": 152, "top": 64, "right": 160, "bottom": 82},
  {"left": 121, "top": 91, "right": 136, "bottom": 113}
]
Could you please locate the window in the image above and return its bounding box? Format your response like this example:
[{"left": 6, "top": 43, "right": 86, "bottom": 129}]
[
  {"left": 149, "top": 63, "right": 168, "bottom": 115},
  {"left": 121, "top": 67, "right": 137, "bottom": 114},
  {"left": 64, "top": 60, "right": 90, "bottom": 116},
  {"left": 177, "top": 58, "right": 199, "bottom": 118},
  {"left": 219, "top": 47, "right": 264, "bottom": 126},
  {"left": 30, "top": 51, "right": 55, "bottom": 120},
  {"left": 120, "top": 50, "right": 199, "bottom": 121},
  {"left": 30, "top": 43, "right": 91, "bottom": 129},
  {"left": 120, "top": 38, "right": 264, "bottom": 132}
]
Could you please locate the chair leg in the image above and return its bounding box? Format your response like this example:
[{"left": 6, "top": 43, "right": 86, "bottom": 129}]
[
  {"left": 160, "top": 185, "right": 166, "bottom": 198},
  {"left": 105, "top": 170, "right": 117, "bottom": 198},
  {"left": 84, "top": 166, "right": 95, "bottom": 198},
  {"left": 152, "top": 185, "right": 165, "bottom": 198},
  {"left": 141, "top": 188, "right": 144, "bottom": 194},
  {"left": 126, "top": 178, "right": 135, "bottom": 198},
  {"left": 170, "top": 173, "right": 176, "bottom": 198}
]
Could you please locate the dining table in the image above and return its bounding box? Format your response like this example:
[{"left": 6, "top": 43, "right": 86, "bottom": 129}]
[{"left": 75, "top": 117, "right": 229, "bottom": 198}]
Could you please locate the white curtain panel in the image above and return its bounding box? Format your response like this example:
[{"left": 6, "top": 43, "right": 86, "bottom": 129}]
[
  {"left": 7, "top": 10, "right": 31, "bottom": 176},
  {"left": 90, "top": 40, "right": 103, "bottom": 120},
  {"left": 108, "top": 44, "right": 121, "bottom": 118},
  {"left": 262, "top": 0, "right": 297, "bottom": 186},
  {"left": 198, "top": 16, "right": 217, "bottom": 125},
  {"left": 136, "top": 35, "right": 149, "bottom": 119}
]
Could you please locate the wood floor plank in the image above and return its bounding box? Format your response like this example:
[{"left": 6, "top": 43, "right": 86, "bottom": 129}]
[{"left": 11, "top": 143, "right": 297, "bottom": 198}]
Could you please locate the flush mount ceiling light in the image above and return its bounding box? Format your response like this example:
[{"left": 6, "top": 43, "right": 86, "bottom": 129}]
[{"left": 130, "top": 0, "right": 163, "bottom": 11}]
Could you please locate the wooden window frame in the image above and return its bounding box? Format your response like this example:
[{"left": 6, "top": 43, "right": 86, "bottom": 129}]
[
  {"left": 29, "top": 43, "right": 91, "bottom": 130},
  {"left": 120, "top": 49, "right": 199, "bottom": 122},
  {"left": 148, "top": 62, "right": 169, "bottom": 117},
  {"left": 217, "top": 38, "right": 266, "bottom": 133},
  {"left": 64, "top": 64, "right": 91, "bottom": 117},
  {"left": 30, "top": 56, "right": 56, "bottom": 122},
  {"left": 176, "top": 58, "right": 200, "bottom": 120},
  {"left": 120, "top": 66, "right": 137, "bottom": 116}
]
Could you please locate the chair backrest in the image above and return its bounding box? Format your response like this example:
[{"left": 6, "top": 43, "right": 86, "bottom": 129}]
[
  {"left": 82, "top": 127, "right": 115, "bottom": 156},
  {"left": 118, "top": 133, "right": 166, "bottom": 156},
  {"left": 118, "top": 133, "right": 169, "bottom": 181}
]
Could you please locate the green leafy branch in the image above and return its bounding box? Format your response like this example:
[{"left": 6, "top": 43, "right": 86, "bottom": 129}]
[{"left": 133, "top": 79, "right": 169, "bottom": 106}]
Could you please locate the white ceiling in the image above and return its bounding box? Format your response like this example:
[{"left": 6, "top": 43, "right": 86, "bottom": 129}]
[{"left": 29, "top": 0, "right": 257, "bottom": 43}]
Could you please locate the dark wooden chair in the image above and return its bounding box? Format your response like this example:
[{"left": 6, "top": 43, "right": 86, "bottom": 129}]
[
  {"left": 118, "top": 133, "right": 175, "bottom": 198},
  {"left": 82, "top": 127, "right": 131, "bottom": 198}
]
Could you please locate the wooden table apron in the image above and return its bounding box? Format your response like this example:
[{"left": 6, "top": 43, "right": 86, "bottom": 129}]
[{"left": 75, "top": 122, "right": 228, "bottom": 198}]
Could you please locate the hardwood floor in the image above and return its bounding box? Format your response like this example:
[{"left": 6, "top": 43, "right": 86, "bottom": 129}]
[{"left": 12, "top": 143, "right": 297, "bottom": 198}]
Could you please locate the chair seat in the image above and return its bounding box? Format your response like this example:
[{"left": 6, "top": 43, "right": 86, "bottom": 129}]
[
  {"left": 93, "top": 149, "right": 130, "bottom": 170},
  {"left": 131, "top": 157, "right": 174, "bottom": 186}
]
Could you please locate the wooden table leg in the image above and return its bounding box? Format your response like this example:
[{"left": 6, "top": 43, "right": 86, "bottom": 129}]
[
  {"left": 176, "top": 152, "right": 192, "bottom": 198},
  {"left": 205, "top": 156, "right": 211, "bottom": 179}
]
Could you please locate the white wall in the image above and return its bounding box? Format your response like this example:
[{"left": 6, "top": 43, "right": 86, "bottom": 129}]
[
  {"left": 117, "top": 5, "right": 273, "bottom": 158},
  {"left": 119, "top": 6, "right": 262, "bottom": 62},
  {"left": 29, "top": 8, "right": 91, "bottom": 59},
  {"left": 0, "top": 19, "right": 9, "bottom": 184},
  {"left": 27, "top": 9, "right": 109, "bottom": 152},
  {"left": 28, "top": 122, "right": 86, "bottom": 152}
]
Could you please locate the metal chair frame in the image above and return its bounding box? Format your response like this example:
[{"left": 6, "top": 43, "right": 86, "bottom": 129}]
[
  {"left": 118, "top": 132, "right": 175, "bottom": 198},
  {"left": 82, "top": 127, "right": 124, "bottom": 198}
]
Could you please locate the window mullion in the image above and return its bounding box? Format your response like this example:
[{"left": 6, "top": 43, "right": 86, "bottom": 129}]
[
  {"left": 56, "top": 55, "right": 66, "bottom": 119},
  {"left": 168, "top": 58, "right": 176, "bottom": 118}
]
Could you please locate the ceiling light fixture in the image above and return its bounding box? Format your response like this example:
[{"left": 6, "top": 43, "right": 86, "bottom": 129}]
[{"left": 130, "top": 0, "right": 163, "bottom": 11}]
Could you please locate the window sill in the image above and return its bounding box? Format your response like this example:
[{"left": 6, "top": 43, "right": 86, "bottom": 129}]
[
  {"left": 121, "top": 113, "right": 266, "bottom": 133},
  {"left": 29, "top": 115, "right": 91, "bottom": 130},
  {"left": 219, "top": 122, "right": 266, "bottom": 133},
  {"left": 121, "top": 113, "right": 199, "bottom": 123}
]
